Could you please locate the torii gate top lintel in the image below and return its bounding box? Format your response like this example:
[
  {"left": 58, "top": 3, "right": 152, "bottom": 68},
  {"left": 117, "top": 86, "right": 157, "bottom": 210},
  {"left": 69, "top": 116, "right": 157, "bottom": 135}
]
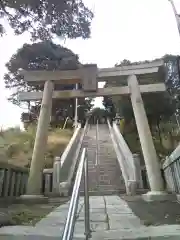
[
  {"left": 20, "top": 59, "right": 164, "bottom": 84},
  {"left": 19, "top": 59, "right": 166, "bottom": 101}
]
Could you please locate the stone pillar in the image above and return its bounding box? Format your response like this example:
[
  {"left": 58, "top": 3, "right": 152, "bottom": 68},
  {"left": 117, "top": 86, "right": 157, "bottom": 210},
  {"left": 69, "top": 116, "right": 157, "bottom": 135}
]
[
  {"left": 4, "top": 169, "right": 11, "bottom": 197},
  {"left": 74, "top": 83, "right": 78, "bottom": 128},
  {"left": 43, "top": 169, "right": 53, "bottom": 195},
  {"left": 133, "top": 154, "right": 143, "bottom": 189},
  {"left": 53, "top": 156, "right": 61, "bottom": 194},
  {"left": 0, "top": 170, "right": 5, "bottom": 197},
  {"left": 128, "top": 75, "right": 164, "bottom": 193},
  {"left": 15, "top": 173, "right": 22, "bottom": 196},
  {"left": 9, "top": 172, "right": 16, "bottom": 197},
  {"left": 26, "top": 80, "right": 54, "bottom": 195}
]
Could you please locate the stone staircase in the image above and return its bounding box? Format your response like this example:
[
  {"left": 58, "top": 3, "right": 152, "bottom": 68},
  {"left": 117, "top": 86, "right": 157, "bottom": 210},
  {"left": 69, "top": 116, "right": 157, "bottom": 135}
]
[{"left": 81, "top": 124, "right": 125, "bottom": 195}]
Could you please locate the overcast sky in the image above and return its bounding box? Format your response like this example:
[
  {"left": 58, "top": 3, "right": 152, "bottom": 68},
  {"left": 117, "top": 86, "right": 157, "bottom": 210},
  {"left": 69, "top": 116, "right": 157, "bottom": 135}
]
[{"left": 0, "top": 0, "right": 180, "bottom": 129}]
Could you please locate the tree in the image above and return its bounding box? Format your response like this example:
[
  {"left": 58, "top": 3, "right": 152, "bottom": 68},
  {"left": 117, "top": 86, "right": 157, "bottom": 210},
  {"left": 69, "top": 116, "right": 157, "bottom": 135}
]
[
  {"left": 78, "top": 98, "right": 94, "bottom": 121},
  {"left": 164, "top": 55, "right": 180, "bottom": 112},
  {"left": 0, "top": 0, "right": 93, "bottom": 41},
  {"left": 88, "top": 107, "right": 108, "bottom": 123},
  {"left": 4, "top": 41, "right": 94, "bottom": 127},
  {"left": 102, "top": 96, "right": 116, "bottom": 118},
  {"left": 4, "top": 41, "right": 80, "bottom": 104}
]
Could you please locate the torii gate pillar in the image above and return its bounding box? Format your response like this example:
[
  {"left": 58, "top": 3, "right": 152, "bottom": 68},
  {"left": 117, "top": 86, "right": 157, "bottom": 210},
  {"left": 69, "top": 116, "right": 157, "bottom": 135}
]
[
  {"left": 26, "top": 80, "right": 54, "bottom": 195},
  {"left": 128, "top": 75, "right": 174, "bottom": 201}
]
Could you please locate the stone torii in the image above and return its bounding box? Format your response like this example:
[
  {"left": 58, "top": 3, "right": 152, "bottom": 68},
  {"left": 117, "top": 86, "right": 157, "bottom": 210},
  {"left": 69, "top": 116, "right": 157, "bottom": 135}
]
[{"left": 18, "top": 60, "right": 172, "bottom": 201}]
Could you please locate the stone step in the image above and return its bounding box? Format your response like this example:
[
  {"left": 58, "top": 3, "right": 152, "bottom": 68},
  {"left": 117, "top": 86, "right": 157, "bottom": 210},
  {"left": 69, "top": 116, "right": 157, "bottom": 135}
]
[
  {"left": 80, "top": 124, "right": 125, "bottom": 193},
  {"left": 80, "top": 190, "right": 126, "bottom": 196},
  {"left": 0, "top": 226, "right": 84, "bottom": 240},
  {"left": 1, "top": 225, "right": 180, "bottom": 239},
  {"left": 91, "top": 226, "right": 180, "bottom": 239}
]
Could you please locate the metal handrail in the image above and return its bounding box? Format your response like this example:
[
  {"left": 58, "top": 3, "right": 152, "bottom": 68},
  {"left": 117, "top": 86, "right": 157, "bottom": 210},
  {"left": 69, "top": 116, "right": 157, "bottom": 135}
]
[
  {"left": 95, "top": 119, "right": 99, "bottom": 166},
  {"left": 62, "top": 148, "right": 91, "bottom": 240}
]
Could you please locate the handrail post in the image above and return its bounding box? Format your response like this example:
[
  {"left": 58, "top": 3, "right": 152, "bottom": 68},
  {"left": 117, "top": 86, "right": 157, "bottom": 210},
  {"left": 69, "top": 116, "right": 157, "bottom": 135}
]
[
  {"left": 84, "top": 152, "right": 91, "bottom": 239},
  {"left": 95, "top": 119, "right": 99, "bottom": 166}
]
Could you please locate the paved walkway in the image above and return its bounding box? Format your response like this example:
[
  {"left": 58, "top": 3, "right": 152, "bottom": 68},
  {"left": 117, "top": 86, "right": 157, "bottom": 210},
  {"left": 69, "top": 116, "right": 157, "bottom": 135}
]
[
  {"left": 0, "top": 196, "right": 142, "bottom": 239},
  {"left": 1, "top": 196, "right": 180, "bottom": 239}
]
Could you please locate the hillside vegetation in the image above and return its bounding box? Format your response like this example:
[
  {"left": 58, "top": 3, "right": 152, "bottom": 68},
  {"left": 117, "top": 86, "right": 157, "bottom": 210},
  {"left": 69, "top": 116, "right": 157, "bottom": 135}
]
[{"left": 0, "top": 126, "right": 73, "bottom": 168}]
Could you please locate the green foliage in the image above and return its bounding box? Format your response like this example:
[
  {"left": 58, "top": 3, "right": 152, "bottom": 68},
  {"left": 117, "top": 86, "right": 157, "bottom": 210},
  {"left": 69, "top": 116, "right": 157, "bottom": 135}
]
[
  {"left": 90, "top": 107, "right": 107, "bottom": 117},
  {"left": 87, "top": 107, "right": 109, "bottom": 123},
  {"left": 78, "top": 98, "right": 94, "bottom": 121},
  {"left": 11, "top": 211, "right": 42, "bottom": 226},
  {"left": 7, "top": 202, "right": 61, "bottom": 226},
  {"left": 0, "top": 0, "right": 93, "bottom": 41},
  {"left": 0, "top": 126, "right": 72, "bottom": 168},
  {"left": 0, "top": 126, "right": 35, "bottom": 159},
  {"left": 103, "top": 96, "right": 116, "bottom": 119},
  {"left": 115, "top": 58, "right": 159, "bottom": 67}
]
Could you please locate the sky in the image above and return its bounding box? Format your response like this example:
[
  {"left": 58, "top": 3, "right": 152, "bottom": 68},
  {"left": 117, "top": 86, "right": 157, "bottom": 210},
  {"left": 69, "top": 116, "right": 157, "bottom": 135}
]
[{"left": 0, "top": 0, "right": 180, "bottom": 129}]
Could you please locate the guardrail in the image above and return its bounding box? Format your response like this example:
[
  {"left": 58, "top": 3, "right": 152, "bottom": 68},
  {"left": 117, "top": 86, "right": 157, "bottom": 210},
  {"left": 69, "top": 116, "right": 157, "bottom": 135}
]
[
  {"left": 51, "top": 121, "right": 89, "bottom": 196},
  {"left": 43, "top": 124, "right": 83, "bottom": 196},
  {"left": 162, "top": 145, "right": 180, "bottom": 193},
  {"left": 62, "top": 148, "right": 91, "bottom": 240},
  {"left": 51, "top": 124, "right": 82, "bottom": 195},
  {"left": 107, "top": 120, "right": 143, "bottom": 194}
]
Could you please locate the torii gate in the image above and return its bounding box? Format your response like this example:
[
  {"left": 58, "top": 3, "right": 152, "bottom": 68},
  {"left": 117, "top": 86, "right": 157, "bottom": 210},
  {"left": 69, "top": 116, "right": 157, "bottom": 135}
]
[{"left": 19, "top": 60, "right": 168, "bottom": 200}]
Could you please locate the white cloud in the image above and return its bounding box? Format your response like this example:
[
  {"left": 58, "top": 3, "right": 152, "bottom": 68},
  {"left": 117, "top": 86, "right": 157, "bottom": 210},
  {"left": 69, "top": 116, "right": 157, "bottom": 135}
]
[{"left": 1, "top": 0, "right": 180, "bottom": 127}]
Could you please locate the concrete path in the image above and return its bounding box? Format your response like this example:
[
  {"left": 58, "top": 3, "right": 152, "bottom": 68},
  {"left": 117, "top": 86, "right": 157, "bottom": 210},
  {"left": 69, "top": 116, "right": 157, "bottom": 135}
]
[
  {"left": 0, "top": 195, "right": 142, "bottom": 239},
  {"left": 1, "top": 195, "right": 180, "bottom": 239}
]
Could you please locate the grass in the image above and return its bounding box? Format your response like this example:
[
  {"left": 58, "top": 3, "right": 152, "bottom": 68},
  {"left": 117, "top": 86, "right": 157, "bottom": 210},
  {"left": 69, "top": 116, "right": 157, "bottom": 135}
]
[
  {"left": 0, "top": 125, "right": 73, "bottom": 168},
  {"left": 0, "top": 198, "right": 68, "bottom": 227},
  {"left": 121, "top": 122, "right": 180, "bottom": 161},
  {"left": 9, "top": 204, "right": 59, "bottom": 226},
  {"left": 121, "top": 194, "right": 180, "bottom": 227}
]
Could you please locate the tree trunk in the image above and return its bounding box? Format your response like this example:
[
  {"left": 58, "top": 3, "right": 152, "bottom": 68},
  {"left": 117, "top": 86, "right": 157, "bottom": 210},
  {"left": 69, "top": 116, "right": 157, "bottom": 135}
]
[
  {"left": 168, "top": 131, "right": 174, "bottom": 149},
  {"left": 156, "top": 119, "right": 162, "bottom": 146},
  {"left": 148, "top": 117, "right": 153, "bottom": 133}
]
